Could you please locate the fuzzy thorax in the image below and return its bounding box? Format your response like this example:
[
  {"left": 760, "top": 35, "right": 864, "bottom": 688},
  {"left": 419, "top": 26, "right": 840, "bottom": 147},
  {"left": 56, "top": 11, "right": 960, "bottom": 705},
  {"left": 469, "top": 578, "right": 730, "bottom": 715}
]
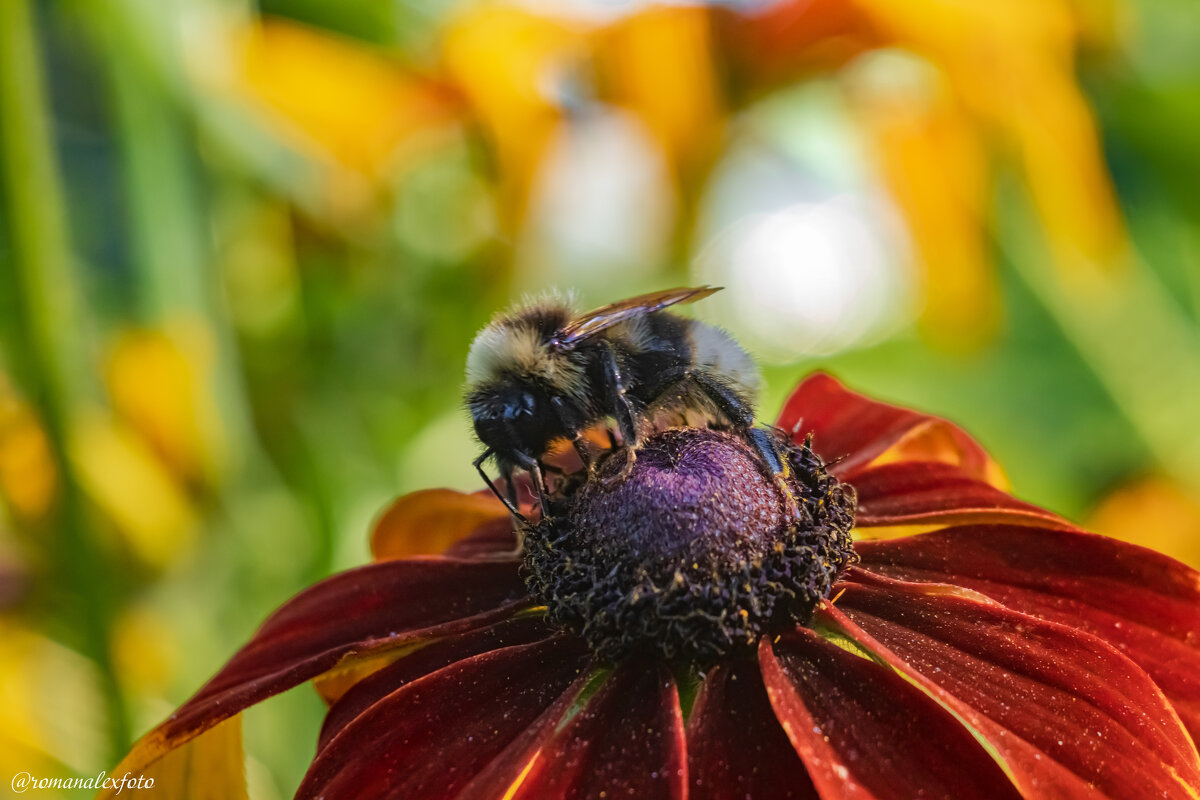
[{"left": 521, "top": 428, "right": 857, "bottom": 664}]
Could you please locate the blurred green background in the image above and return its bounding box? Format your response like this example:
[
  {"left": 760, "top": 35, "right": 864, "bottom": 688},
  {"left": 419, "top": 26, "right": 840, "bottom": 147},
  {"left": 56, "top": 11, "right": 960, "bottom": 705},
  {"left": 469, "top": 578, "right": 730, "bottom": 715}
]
[{"left": 2, "top": 0, "right": 1200, "bottom": 796}]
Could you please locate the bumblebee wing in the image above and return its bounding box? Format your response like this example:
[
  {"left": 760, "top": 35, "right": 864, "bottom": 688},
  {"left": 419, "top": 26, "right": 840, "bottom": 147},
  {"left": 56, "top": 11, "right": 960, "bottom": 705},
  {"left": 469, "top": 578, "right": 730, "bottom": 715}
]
[{"left": 556, "top": 286, "right": 722, "bottom": 344}]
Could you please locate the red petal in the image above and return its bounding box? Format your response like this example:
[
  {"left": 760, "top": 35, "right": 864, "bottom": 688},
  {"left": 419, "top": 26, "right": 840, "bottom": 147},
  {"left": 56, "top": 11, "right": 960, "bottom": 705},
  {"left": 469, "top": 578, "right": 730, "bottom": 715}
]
[
  {"left": 297, "top": 636, "right": 592, "bottom": 800},
  {"left": 371, "top": 488, "right": 512, "bottom": 559},
  {"left": 152, "top": 557, "right": 527, "bottom": 751},
  {"left": 856, "top": 525, "right": 1200, "bottom": 739},
  {"left": 508, "top": 661, "right": 688, "bottom": 800},
  {"left": 827, "top": 575, "right": 1200, "bottom": 798},
  {"left": 775, "top": 373, "right": 989, "bottom": 479},
  {"left": 317, "top": 614, "right": 556, "bottom": 752},
  {"left": 852, "top": 461, "right": 1066, "bottom": 529},
  {"left": 444, "top": 515, "right": 519, "bottom": 558},
  {"left": 686, "top": 660, "right": 818, "bottom": 800},
  {"left": 760, "top": 630, "right": 1022, "bottom": 800}
]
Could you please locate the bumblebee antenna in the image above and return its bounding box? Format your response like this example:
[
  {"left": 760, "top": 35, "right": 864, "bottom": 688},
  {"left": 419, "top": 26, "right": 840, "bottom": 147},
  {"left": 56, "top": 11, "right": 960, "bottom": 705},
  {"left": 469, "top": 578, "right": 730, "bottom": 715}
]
[{"left": 473, "top": 449, "right": 527, "bottom": 523}]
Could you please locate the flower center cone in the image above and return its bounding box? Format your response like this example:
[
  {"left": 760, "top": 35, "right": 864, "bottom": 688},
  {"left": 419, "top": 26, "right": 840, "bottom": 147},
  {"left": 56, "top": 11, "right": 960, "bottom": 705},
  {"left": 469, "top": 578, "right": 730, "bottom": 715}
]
[{"left": 522, "top": 427, "right": 857, "bottom": 664}]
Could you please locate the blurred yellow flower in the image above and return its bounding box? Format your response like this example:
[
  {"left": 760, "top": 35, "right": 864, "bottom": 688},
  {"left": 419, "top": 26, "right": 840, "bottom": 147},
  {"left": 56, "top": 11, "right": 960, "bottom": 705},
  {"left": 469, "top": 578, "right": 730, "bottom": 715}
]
[
  {"left": 0, "top": 377, "right": 57, "bottom": 520},
  {"left": 846, "top": 55, "right": 997, "bottom": 349},
  {"left": 112, "top": 604, "right": 180, "bottom": 733},
  {"left": 442, "top": 5, "right": 583, "bottom": 229},
  {"left": 597, "top": 5, "right": 724, "bottom": 189},
  {"left": 2, "top": 329, "right": 216, "bottom": 570},
  {"left": 855, "top": 0, "right": 1125, "bottom": 276},
  {"left": 234, "top": 18, "right": 460, "bottom": 178},
  {"left": 105, "top": 324, "right": 224, "bottom": 491},
  {"left": 71, "top": 412, "right": 197, "bottom": 570},
  {"left": 733, "top": 0, "right": 1126, "bottom": 345},
  {"left": 1088, "top": 477, "right": 1200, "bottom": 568},
  {"left": 0, "top": 623, "right": 108, "bottom": 780}
]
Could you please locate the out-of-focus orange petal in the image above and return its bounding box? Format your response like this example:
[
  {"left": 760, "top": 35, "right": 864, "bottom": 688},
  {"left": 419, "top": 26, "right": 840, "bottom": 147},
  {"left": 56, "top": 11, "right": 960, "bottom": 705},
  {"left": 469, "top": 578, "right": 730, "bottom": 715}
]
[
  {"left": 1005, "top": 73, "right": 1125, "bottom": 276},
  {"left": 0, "top": 379, "right": 56, "bottom": 519},
  {"left": 847, "top": 60, "right": 999, "bottom": 349},
  {"left": 99, "top": 716, "right": 247, "bottom": 800},
  {"left": 371, "top": 488, "right": 509, "bottom": 561},
  {"left": 723, "top": 0, "right": 881, "bottom": 83},
  {"left": 106, "top": 323, "right": 223, "bottom": 489},
  {"left": 441, "top": 6, "right": 583, "bottom": 228},
  {"left": 1088, "top": 477, "right": 1200, "bottom": 569},
  {"left": 230, "top": 18, "right": 458, "bottom": 177},
  {"left": 597, "top": 6, "right": 723, "bottom": 184},
  {"left": 854, "top": 0, "right": 1125, "bottom": 279}
]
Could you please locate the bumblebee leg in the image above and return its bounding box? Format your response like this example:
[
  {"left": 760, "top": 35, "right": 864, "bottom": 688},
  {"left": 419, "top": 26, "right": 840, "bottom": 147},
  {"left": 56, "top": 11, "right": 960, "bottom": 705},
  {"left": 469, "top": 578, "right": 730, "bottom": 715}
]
[
  {"left": 539, "top": 461, "right": 567, "bottom": 496},
  {"left": 597, "top": 341, "right": 640, "bottom": 450},
  {"left": 550, "top": 396, "right": 592, "bottom": 472},
  {"left": 746, "top": 427, "right": 802, "bottom": 520},
  {"left": 513, "top": 450, "right": 552, "bottom": 518},
  {"left": 474, "top": 450, "right": 526, "bottom": 522},
  {"left": 571, "top": 433, "right": 593, "bottom": 472},
  {"left": 499, "top": 463, "right": 530, "bottom": 553},
  {"left": 691, "top": 375, "right": 802, "bottom": 520},
  {"left": 501, "top": 464, "right": 523, "bottom": 518},
  {"left": 689, "top": 372, "right": 755, "bottom": 429}
]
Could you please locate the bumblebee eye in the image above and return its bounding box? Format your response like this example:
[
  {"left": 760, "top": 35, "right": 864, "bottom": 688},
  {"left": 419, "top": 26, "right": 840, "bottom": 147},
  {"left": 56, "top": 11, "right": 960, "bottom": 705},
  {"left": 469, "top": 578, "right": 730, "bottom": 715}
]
[{"left": 520, "top": 392, "right": 536, "bottom": 414}]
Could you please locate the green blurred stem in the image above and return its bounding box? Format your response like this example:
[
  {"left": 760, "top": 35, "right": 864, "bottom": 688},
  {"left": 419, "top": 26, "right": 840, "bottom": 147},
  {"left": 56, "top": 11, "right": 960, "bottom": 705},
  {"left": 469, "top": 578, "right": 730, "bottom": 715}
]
[
  {"left": 76, "top": 0, "right": 337, "bottom": 575},
  {"left": 1001, "top": 186, "right": 1200, "bottom": 498},
  {"left": 106, "top": 54, "right": 208, "bottom": 322},
  {"left": 0, "top": 0, "right": 131, "bottom": 762}
]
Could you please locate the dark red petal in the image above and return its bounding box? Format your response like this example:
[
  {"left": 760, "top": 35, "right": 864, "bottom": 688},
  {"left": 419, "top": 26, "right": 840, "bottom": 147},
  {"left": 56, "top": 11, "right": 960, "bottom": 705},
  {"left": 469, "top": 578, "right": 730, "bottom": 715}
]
[
  {"left": 827, "top": 576, "right": 1200, "bottom": 799},
  {"left": 856, "top": 525, "right": 1200, "bottom": 738},
  {"left": 507, "top": 662, "right": 688, "bottom": 800},
  {"left": 686, "top": 660, "right": 818, "bottom": 800},
  {"left": 444, "top": 515, "right": 519, "bottom": 557},
  {"left": 760, "top": 630, "right": 1022, "bottom": 800},
  {"left": 297, "top": 637, "right": 592, "bottom": 800},
  {"left": 371, "top": 488, "right": 512, "bottom": 560},
  {"left": 852, "top": 461, "right": 1066, "bottom": 528},
  {"left": 775, "top": 373, "right": 989, "bottom": 478},
  {"left": 157, "top": 557, "right": 527, "bottom": 748},
  {"left": 317, "top": 614, "right": 555, "bottom": 752}
]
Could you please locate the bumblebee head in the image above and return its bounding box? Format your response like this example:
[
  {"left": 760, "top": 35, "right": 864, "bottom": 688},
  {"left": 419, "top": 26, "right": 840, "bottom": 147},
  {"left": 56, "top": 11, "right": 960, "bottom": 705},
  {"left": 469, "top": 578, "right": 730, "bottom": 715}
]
[
  {"left": 467, "top": 382, "right": 557, "bottom": 457},
  {"left": 464, "top": 294, "right": 586, "bottom": 458}
]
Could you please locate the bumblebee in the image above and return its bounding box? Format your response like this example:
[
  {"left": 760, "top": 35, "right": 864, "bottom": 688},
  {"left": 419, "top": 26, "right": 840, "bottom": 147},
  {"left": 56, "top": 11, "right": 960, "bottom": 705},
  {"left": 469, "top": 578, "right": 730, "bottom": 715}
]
[{"left": 465, "top": 286, "right": 792, "bottom": 517}]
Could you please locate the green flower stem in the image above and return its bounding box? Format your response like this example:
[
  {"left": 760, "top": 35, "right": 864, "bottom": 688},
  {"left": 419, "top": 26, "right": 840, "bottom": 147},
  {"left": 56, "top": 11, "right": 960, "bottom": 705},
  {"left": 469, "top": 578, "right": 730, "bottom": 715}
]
[{"left": 0, "top": 0, "right": 131, "bottom": 763}]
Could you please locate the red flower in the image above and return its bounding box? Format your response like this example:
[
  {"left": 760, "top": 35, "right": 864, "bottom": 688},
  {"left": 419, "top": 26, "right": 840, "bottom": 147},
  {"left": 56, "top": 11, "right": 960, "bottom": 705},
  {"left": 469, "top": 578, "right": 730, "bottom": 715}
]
[{"left": 106, "top": 375, "right": 1200, "bottom": 799}]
